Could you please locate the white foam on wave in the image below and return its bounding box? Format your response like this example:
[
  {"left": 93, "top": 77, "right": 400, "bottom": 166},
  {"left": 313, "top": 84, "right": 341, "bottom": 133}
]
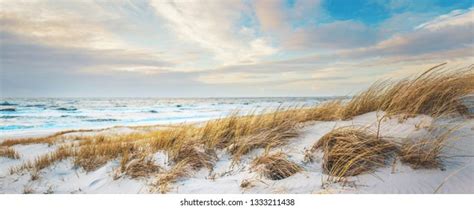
[{"left": 0, "top": 97, "right": 331, "bottom": 138}]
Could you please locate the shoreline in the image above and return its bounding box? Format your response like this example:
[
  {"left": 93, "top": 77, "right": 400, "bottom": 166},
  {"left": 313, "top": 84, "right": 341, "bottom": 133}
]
[{"left": 1, "top": 67, "right": 473, "bottom": 194}]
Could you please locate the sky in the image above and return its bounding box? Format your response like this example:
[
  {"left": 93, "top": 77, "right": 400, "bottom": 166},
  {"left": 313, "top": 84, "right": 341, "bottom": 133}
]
[{"left": 0, "top": 0, "right": 473, "bottom": 97}]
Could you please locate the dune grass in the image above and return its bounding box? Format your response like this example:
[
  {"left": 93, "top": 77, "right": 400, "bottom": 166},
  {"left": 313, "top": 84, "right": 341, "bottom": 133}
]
[
  {"left": 1, "top": 136, "right": 57, "bottom": 147},
  {"left": 399, "top": 128, "right": 454, "bottom": 169},
  {"left": 4, "top": 64, "right": 472, "bottom": 190},
  {"left": 0, "top": 147, "right": 20, "bottom": 159},
  {"left": 308, "top": 124, "right": 459, "bottom": 180},
  {"left": 120, "top": 154, "right": 161, "bottom": 179},
  {"left": 8, "top": 107, "right": 305, "bottom": 176},
  {"left": 312, "top": 127, "right": 399, "bottom": 177},
  {"left": 0, "top": 129, "right": 101, "bottom": 147},
  {"left": 302, "top": 100, "right": 344, "bottom": 122},
  {"left": 251, "top": 151, "right": 302, "bottom": 180},
  {"left": 342, "top": 64, "right": 473, "bottom": 119},
  {"left": 10, "top": 146, "right": 71, "bottom": 174},
  {"left": 152, "top": 160, "right": 193, "bottom": 193},
  {"left": 74, "top": 140, "right": 137, "bottom": 172}
]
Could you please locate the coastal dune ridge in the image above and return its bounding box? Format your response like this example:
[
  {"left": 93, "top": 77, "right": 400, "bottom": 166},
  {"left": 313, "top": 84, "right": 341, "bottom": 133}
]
[{"left": 0, "top": 64, "right": 473, "bottom": 194}]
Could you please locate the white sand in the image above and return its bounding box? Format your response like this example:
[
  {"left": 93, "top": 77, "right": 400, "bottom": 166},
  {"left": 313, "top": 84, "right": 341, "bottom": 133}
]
[{"left": 1, "top": 112, "right": 473, "bottom": 194}]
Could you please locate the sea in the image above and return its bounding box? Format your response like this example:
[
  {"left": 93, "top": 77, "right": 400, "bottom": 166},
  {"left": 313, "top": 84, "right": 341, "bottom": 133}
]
[{"left": 0, "top": 97, "right": 340, "bottom": 138}]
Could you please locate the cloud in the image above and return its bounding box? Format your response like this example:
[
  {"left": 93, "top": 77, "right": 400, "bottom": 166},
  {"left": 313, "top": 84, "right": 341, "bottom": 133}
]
[
  {"left": 287, "top": 20, "right": 378, "bottom": 49},
  {"left": 0, "top": 31, "right": 174, "bottom": 74},
  {"left": 0, "top": 0, "right": 128, "bottom": 50},
  {"left": 194, "top": 7, "right": 473, "bottom": 96},
  {"left": 416, "top": 8, "right": 474, "bottom": 30},
  {"left": 0, "top": 0, "right": 472, "bottom": 97},
  {"left": 150, "top": 0, "right": 277, "bottom": 66},
  {"left": 253, "top": 0, "right": 377, "bottom": 50},
  {"left": 352, "top": 8, "right": 474, "bottom": 58}
]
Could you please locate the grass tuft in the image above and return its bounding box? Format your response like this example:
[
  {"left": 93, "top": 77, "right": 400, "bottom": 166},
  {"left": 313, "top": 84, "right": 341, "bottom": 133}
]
[
  {"left": 251, "top": 151, "right": 302, "bottom": 180},
  {"left": 313, "top": 127, "right": 399, "bottom": 177},
  {"left": 121, "top": 155, "right": 161, "bottom": 179},
  {"left": 168, "top": 140, "right": 216, "bottom": 170}
]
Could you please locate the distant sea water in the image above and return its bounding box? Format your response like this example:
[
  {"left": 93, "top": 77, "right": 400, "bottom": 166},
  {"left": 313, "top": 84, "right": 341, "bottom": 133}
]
[{"left": 0, "top": 97, "right": 341, "bottom": 138}]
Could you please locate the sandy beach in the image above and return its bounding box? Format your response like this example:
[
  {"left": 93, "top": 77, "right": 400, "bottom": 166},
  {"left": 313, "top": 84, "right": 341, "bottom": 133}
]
[
  {"left": 1, "top": 67, "right": 473, "bottom": 194},
  {"left": 1, "top": 111, "right": 473, "bottom": 194}
]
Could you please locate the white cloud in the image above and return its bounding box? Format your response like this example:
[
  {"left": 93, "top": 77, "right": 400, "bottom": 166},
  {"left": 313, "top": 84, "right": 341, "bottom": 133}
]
[
  {"left": 1, "top": 0, "right": 472, "bottom": 97},
  {"left": 0, "top": 0, "right": 127, "bottom": 49},
  {"left": 150, "top": 0, "right": 277, "bottom": 66},
  {"left": 416, "top": 8, "right": 474, "bottom": 30}
]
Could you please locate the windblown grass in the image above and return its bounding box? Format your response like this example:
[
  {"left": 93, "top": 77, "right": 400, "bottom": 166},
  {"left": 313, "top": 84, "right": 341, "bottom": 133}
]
[
  {"left": 313, "top": 127, "right": 399, "bottom": 177},
  {"left": 6, "top": 64, "right": 472, "bottom": 190},
  {"left": 0, "top": 146, "right": 20, "bottom": 159},
  {"left": 251, "top": 151, "right": 302, "bottom": 180},
  {"left": 342, "top": 64, "right": 474, "bottom": 119},
  {"left": 10, "top": 108, "right": 304, "bottom": 176},
  {"left": 74, "top": 140, "right": 135, "bottom": 172},
  {"left": 198, "top": 110, "right": 301, "bottom": 161},
  {"left": 399, "top": 128, "right": 454, "bottom": 169},
  {"left": 302, "top": 100, "right": 344, "bottom": 122},
  {"left": 310, "top": 125, "right": 457, "bottom": 179}
]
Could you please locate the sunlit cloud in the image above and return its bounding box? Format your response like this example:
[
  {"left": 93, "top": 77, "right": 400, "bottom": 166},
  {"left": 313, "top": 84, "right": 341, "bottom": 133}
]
[
  {"left": 150, "top": 0, "right": 277, "bottom": 66},
  {"left": 0, "top": 0, "right": 472, "bottom": 97}
]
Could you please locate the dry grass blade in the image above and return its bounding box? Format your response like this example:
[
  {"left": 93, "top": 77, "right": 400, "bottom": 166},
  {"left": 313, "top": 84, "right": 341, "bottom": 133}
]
[
  {"left": 433, "top": 164, "right": 470, "bottom": 193},
  {"left": 313, "top": 127, "right": 399, "bottom": 177},
  {"left": 251, "top": 151, "right": 302, "bottom": 180}
]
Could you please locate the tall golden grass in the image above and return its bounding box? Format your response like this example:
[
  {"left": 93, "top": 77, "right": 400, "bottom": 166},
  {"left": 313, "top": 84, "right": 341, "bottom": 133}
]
[
  {"left": 342, "top": 64, "right": 473, "bottom": 119},
  {"left": 308, "top": 125, "right": 459, "bottom": 180},
  {"left": 4, "top": 64, "right": 472, "bottom": 190}
]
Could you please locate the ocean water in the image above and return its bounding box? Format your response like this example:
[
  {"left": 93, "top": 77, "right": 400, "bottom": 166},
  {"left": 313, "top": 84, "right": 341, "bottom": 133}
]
[{"left": 0, "top": 97, "right": 336, "bottom": 137}]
